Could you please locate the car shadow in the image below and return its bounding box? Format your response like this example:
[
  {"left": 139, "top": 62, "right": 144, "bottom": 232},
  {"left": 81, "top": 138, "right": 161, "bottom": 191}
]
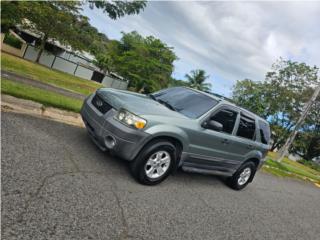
[{"left": 78, "top": 129, "right": 229, "bottom": 189}]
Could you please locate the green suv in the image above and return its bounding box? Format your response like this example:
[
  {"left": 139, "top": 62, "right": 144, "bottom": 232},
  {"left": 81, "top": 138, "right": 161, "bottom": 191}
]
[{"left": 81, "top": 87, "right": 270, "bottom": 190}]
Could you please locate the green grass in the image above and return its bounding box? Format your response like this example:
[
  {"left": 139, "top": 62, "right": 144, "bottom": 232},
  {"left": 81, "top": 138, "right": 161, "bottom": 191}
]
[
  {"left": 262, "top": 152, "right": 320, "bottom": 184},
  {"left": 1, "top": 78, "right": 82, "bottom": 112},
  {"left": 1, "top": 52, "right": 101, "bottom": 95}
]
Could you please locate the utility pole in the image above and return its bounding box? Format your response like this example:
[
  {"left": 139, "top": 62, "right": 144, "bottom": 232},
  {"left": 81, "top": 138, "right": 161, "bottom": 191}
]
[{"left": 276, "top": 83, "right": 320, "bottom": 162}]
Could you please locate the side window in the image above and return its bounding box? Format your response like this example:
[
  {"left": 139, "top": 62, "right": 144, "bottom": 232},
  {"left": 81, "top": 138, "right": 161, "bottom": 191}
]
[
  {"left": 236, "top": 113, "right": 256, "bottom": 140},
  {"left": 211, "top": 109, "right": 238, "bottom": 134},
  {"left": 258, "top": 120, "right": 270, "bottom": 144}
]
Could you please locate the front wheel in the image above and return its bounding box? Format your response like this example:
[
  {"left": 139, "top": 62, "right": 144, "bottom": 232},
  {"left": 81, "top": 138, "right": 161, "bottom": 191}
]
[
  {"left": 227, "top": 162, "right": 256, "bottom": 190},
  {"left": 130, "top": 141, "right": 176, "bottom": 185}
]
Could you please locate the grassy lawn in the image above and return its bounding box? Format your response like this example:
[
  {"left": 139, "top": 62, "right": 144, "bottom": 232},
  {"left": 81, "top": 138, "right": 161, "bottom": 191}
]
[
  {"left": 1, "top": 78, "right": 82, "bottom": 112},
  {"left": 1, "top": 52, "right": 101, "bottom": 96},
  {"left": 262, "top": 152, "right": 320, "bottom": 184}
]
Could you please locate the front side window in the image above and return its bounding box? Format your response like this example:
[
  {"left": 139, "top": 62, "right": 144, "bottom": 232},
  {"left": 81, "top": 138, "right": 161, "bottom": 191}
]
[
  {"left": 237, "top": 113, "right": 256, "bottom": 140},
  {"left": 211, "top": 109, "right": 238, "bottom": 134},
  {"left": 151, "top": 87, "right": 218, "bottom": 119},
  {"left": 258, "top": 120, "right": 270, "bottom": 144}
]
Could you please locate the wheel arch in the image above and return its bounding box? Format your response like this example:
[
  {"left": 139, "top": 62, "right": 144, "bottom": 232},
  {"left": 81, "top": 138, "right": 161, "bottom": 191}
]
[
  {"left": 241, "top": 157, "right": 261, "bottom": 182},
  {"left": 135, "top": 135, "right": 184, "bottom": 171}
]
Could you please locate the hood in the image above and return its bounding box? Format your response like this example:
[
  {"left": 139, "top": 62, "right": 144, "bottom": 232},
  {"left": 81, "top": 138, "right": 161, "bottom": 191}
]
[{"left": 96, "top": 88, "right": 187, "bottom": 119}]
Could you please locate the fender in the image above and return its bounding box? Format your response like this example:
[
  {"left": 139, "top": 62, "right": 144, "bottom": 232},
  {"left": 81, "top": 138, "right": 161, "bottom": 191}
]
[{"left": 144, "top": 124, "right": 190, "bottom": 153}]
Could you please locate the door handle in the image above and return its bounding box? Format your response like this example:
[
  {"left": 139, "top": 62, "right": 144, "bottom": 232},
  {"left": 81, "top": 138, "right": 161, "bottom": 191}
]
[
  {"left": 221, "top": 139, "right": 230, "bottom": 145},
  {"left": 247, "top": 144, "right": 254, "bottom": 149}
]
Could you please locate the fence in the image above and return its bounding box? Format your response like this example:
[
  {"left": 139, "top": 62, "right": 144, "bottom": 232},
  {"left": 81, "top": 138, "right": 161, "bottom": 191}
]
[
  {"left": 23, "top": 45, "right": 128, "bottom": 90},
  {"left": 1, "top": 35, "right": 128, "bottom": 90}
]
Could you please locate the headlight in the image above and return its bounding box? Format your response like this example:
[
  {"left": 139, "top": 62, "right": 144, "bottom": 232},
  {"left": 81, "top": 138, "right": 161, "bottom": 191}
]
[{"left": 116, "top": 109, "right": 147, "bottom": 129}]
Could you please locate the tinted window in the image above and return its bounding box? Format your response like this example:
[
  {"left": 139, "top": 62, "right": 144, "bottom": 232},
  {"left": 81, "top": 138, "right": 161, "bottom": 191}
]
[
  {"left": 211, "top": 109, "right": 238, "bottom": 134},
  {"left": 237, "top": 113, "right": 256, "bottom": 140},
  {"left": 152, "top": 87, "right": 218, "bottom": 119},
  {"left": 259, "top": 120, "right": 270, "bottom": 144}
]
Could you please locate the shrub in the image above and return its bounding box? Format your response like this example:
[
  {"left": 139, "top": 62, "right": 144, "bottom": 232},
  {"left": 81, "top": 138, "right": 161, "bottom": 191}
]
[{"left": 3, "top": 33, "right": 23, "bottom": 49}]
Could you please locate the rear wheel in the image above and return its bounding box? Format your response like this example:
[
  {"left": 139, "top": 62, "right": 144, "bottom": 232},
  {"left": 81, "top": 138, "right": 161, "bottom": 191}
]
[
  {"left": 130, "top": 141, "right": 176, "bottom": 185},
  {"left": 227, "top": 162, "right": 256, "bottom": 190}
]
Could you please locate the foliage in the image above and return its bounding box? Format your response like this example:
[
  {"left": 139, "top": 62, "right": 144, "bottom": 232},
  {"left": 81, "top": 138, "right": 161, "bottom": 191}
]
[
  {"left": 0, "top": 1, "right": 23, "bottom": 32},
  {"left": 88, "top": 0, "right": 147, "bottom": 19},
  {"left": 168, "top": 78, "right": 189, "bottom": 87},
  {"left": 1, "top": 52, "right": 101, "bottom": 96},
  {"left": 97, "top": 31, "right": 177, "bottom": 93},
  {"left": 232, "top": 59, "right": 320, "bottom": 155},
  {"left": 93, "top": 53, "right": 114, "bottom": 74},
  {"left": 263, "top": 154, "right": 320, "bottom": 183},
  {"left": 72, "top": 15, "right": 110, "bottom": 56},
  {"left": 14, "top": 1, "right": 85, "bottom": 62},
  {"left": 3, "top": 33, "right": 23, "bottom": 49},
  {"left": 1, "top": 1, "right": 146, "bottom": 62},
  {"left": 185, "top": 69, "right": 212, "bottom": 91},
  {"left": 298, "top": 159, "right": 320, "bottom": 172},
  {"left": 1, "top": 79, "right": 82, "bottom": 113}
]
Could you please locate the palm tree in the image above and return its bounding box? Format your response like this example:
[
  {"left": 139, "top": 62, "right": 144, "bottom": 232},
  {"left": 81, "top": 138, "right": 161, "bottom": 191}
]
[{"left": 185, "top": 69, "right": 212, "bottom": 91}]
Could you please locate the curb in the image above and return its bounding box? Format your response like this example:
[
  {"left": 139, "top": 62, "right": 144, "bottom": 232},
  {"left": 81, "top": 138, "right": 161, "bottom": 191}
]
[{"left": 1, "top": 94, "right": 84, "bottom": 128}]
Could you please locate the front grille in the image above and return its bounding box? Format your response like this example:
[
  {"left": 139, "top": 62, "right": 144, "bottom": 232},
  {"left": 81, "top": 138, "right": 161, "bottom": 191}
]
[{"left": 92, "top": 93, "right": 112, "bottom": 114}]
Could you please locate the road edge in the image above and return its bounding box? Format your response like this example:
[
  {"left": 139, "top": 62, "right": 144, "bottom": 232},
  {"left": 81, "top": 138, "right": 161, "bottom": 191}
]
[{"left": 1, "top": 94, "right": 84, "bottom": 128}]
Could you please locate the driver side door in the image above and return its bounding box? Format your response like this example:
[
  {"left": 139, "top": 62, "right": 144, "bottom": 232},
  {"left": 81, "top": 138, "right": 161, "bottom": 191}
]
[{"left": 186, "top": 105, "right": 242, "bottom": 174}]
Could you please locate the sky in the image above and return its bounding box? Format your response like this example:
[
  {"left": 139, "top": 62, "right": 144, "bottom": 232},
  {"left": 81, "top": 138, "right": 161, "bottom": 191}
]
[{"left": 82, "top": 1, "right": 320, "bottom": 96}]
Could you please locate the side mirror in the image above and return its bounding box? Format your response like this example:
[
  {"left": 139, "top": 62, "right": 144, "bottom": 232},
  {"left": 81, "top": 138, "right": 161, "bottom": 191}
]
[{"left": 204, "top": 120, "right": 223, "bottom": 132}]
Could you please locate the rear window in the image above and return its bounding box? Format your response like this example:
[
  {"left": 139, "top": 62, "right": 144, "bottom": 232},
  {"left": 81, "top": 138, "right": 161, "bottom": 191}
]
[
  {"left": 258, "top": 120, "right": 270, "bottom": 144},
  {"left": 236, "top": 113, "right": 256, "bottom": 140}
]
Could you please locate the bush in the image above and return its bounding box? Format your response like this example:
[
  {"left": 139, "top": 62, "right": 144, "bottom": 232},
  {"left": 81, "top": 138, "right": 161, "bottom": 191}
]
[{"left": 3, "top": 33, "right": 23, "bottom": 49}]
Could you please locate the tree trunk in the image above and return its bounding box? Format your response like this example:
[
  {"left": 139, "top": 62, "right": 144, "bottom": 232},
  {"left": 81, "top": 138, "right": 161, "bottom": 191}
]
[{"left": 35, "top": 35, "right": 47, "bottom": 63}]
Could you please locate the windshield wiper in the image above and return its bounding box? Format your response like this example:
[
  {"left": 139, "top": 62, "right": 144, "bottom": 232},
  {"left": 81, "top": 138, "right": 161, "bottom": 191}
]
[
  {"left": 157, "top": 99, "right": 177, "bottom": 111},
  {"left": 148, "top": 94, "right": 157, "bottom": 101},
  {"left": 148, "top": 94, "right": 176, "bottom": 111}
]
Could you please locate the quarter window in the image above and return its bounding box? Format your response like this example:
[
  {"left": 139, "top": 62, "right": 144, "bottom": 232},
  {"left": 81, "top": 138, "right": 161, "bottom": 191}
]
[
  {"left": 258, "top": 120, "right": 270, "bottom": 144},
  {"left": 211, "top": 109, "right": 238, "bottom": 134},
  {"left": 237, "top": 113, "right": 256, "bottom": 140}
]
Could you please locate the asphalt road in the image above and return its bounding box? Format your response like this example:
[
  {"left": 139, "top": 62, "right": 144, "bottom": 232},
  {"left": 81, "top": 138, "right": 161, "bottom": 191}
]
[{"left": 2, "top": 112, "right": 320, "bottom": 240}]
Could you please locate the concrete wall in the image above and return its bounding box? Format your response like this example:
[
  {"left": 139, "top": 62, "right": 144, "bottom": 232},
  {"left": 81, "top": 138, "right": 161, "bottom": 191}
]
[
  {"left": 6, "top": 43, "right": 128, "bottom": 90},
  {"left": 74, "top": 65, "right": 94, "bottom": 80},
  {"left": 0, "top": 33, "right": 27, "bottom": 58},
  {"left": 39, "top": 51, "right": 55, "bottom": 68},
  {"left": 101, "top": 75, "right": 128, "bottom": 90},
  {"left": 52, "top": 57, "right": 77, "bottom": 75}
]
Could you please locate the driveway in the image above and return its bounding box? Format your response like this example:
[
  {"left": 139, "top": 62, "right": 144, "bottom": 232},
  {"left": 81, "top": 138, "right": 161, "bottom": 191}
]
[{"left": 2, "top": 112, "right": 319, "bottom": 240}]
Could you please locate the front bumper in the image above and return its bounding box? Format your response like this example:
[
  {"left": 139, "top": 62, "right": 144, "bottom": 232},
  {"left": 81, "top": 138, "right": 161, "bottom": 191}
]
[{"left": 81, "top": 94, "right": 150, "bottom": 161}]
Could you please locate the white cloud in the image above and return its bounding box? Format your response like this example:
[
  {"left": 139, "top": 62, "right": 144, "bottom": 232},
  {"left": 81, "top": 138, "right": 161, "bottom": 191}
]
[{"left": 83, "top": 1, "right": 320, "bottom": 96}]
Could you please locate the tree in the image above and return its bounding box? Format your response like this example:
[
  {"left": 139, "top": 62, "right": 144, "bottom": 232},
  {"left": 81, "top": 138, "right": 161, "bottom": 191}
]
[
  {"left": 1, "top": 1, "right": 23, "bottom": 32},
  {"left": 93, "top": 54, "right": 114, "bottom": 74},
  {"left": 185, "top": 69, "right": 212, "bottom": 91},
  {"left": 88, "top": 0, "right": 147, "bottom": 19},
  {"left": 168, "top": 78, "right": 189, "bottom": 87},
  {"left": 16, "top": 1, "right": 84, "bottom": 62},
  {"left": 232, "top": 59, "right": 320, "bottom": 153},
  {"left": 97, "top": 31, "right": 177, "bottom": 93},
  {"left": 1, "top": 1, "right": 147, "bottom": 62},
  {"left": 291, "top": 95, "right": 320, "bottom": 160}
]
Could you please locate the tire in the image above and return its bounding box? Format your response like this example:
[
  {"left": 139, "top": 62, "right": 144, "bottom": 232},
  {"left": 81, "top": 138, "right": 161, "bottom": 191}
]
[
  {"left": 227, "top": 161, "right": 257, "bottom": 190},
  {"left": 130, "top": 140, "right": 176, "bottom": 185}
]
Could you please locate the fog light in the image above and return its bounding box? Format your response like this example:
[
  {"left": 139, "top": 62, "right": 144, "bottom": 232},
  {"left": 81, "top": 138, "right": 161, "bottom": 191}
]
[{"left": 105, "top": 135, "right": 116, "bottom": 149}]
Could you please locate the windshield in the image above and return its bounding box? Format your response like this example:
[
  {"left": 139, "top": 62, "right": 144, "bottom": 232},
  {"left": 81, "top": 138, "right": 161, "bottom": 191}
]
[{"left": 151, "top": 87, "right": 219, "bottom": 118}]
